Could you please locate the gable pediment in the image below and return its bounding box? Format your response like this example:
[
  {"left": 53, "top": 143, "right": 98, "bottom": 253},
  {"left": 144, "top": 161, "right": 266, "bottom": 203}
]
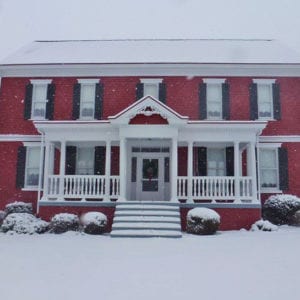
[{"left": 108, "top": 95, "right": 188, "bottom": 125}]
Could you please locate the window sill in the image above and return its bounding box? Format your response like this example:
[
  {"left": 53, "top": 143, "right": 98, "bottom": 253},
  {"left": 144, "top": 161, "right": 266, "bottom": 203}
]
[
  {"left": 260, "top": 188, "right": 282, "bottom": 194},
  {"left": 22, "top": 187, "right": 42, "bottom": 192}
]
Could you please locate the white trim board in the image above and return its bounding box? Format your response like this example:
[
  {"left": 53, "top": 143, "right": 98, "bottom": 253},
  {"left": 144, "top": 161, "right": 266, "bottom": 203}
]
[
  {"left": 0, "top": 134, "right": 41, "bottom": 142},
  {"left": 259, "top": 135, "right": 300, "bottom": 143}
]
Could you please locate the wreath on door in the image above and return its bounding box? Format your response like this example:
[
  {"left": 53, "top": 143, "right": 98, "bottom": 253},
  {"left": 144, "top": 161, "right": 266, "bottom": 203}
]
[{"left": 143, "top": 160, "right": 158, "bottom": 182}]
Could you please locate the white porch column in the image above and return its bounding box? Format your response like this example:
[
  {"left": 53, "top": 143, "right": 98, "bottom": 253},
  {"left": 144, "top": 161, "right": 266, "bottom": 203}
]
[
  {"left": 59, "top": 140, "right": 66, "bottom": 199},
  {"left": 171, "top": 137, "right": 178, "bottom": 202},
  {"left": 105, "top": 140, "right": 111, "bottom": 202},
  {"left": 187, "top": 141, "right": 193, "bottom": 203},
  {"left": 119, "top": 137, "right": 127, "bottom": 201},
  {"left": 248, "top": 142, "right": 258, "bottom": 202},
  {"left": 43, "top": 141, "right": 51, "bottom": 199},
  {"left": 234, "top": 141, "right": 240, "bottom": 202}
]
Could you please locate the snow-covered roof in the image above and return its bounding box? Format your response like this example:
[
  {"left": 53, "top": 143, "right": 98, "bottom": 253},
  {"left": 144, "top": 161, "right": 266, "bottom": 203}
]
[{"left": 1, "top": 39, "right": 300, "bottom": 65}]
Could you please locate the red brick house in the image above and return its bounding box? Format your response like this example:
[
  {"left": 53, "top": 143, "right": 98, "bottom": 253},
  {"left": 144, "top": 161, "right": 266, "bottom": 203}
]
[{"left": 0, "top": 39, "right": 299, "bottom": 236}]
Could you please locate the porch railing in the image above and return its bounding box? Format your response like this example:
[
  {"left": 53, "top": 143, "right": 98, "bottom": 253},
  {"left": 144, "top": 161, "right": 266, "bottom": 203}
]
[
  {"left": 177, "top": 176, "right": 254, "bottom": 202},
  {"left": 47, "top": 175, "right": 120, "bottom": 200}
]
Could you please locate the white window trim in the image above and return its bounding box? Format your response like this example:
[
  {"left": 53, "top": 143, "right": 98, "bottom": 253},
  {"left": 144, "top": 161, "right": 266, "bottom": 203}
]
[
  {"left": 79, "top": 82, "right": 97, "bottom": 120},
  {"left": 140, "top": 78, "right": 163, "bottom": 84},
  {"left": 256, "top": 82, "right": 274, "bottom": 120},
  {"left": 253, "top": 79, "right": 276, "bottom": 84},
  {"left": 203, "top": 78, "right": 226, "bottom": 84},
  {"left": 23, "top": 145, "right": 41, "bottom": 191},
  {"left": 30, "top": 81, "right": 51, "bottom": 120},
  {"left": 206, "top": 82, "right": 223, "bottom": 120},
  {"left": 77, "top": 79, "right": 100, "bottom": 84},
  {"left": 30, "top": 79, "right": 52, "bottom": 85},
  {"left": 259, "top": 146, "right": 282, "bottom": 193}
]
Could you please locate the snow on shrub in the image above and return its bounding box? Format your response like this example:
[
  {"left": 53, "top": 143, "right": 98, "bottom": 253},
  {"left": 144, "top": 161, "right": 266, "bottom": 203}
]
[
  {"left": 80, "top": 212, "right": 107, "bottom": 234},
  {"left": 0, "top": 210, "right": 6, "bottom": 225},
  {"left": 289, "top": 210, "right": 300, "bottom": 226},
  {"left": 251, "top": 220, "right": 278, "bottom": 232},
  {"left": 5, "top": 201, "right": 33, "bottom": 215},
  {"left": 49, "top": 213, "right": 80, "bottom": 234},
  {"left": 262, "top": 194, "right": 300, "bottom": 225},
  {"left": 186, "top": 207, "right": 220, "bottom": 235},
  {"left": 0, "top": 213, "right": 49, "bottom": 234}
]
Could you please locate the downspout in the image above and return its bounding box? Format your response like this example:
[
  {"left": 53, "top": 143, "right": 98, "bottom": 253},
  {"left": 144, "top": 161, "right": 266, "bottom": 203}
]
[{"left": 37, "top": 128, "right": 45, "bottom": 214}]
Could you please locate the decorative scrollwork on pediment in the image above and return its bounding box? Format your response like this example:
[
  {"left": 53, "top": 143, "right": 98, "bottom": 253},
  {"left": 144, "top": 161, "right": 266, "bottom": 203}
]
[{"left": 129, "top": 105, "right": 168, "bottom": 119}]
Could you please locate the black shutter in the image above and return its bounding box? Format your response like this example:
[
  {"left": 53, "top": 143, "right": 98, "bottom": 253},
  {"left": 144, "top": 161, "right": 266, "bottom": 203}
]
[
  {"left": 136, "top": 83, "right": 144, "bottom": 100},
  {"left": 72, "top": 83, "right": 81, "bottom": 120},
  {"left": 226, "top": 147, "right": 234, "bottom": 176},
  {"left": 273, "top": 83, "right": 281, "bottom": 120},
  {"left": 94, "top": 146, "right": 106, "bottom": 175},
  {"left": 278, "top": 148, "right": 288, "bottom": 190},
  {"left": 222, "top": 83, "right": 230, "bottom": 120},
  {"left": 199, "top": 83, "right": 207, "bottom": 120},
  {"left": 24, "top": 84, "right": 33, "bottom": 120},
  {"left": 249, "top": 83, "right": 258, "bottom": 120},
  {"left": 158, "top": 83, "right": 166, "bottom": 103},
  {"left": 94, "top": 83, "right": 103, "bottom": 120},
  {"left": 46, "top": 84, "right": 55, "bottom": 120},
  {"left": 65, "top": 146, "right": 77, "bottom": 175},
  {"left": 16, "top": 146, "right": 26, "bottom": 188},
  {"left": 198, "top": 147, "right": 207, "bottom": 176}
]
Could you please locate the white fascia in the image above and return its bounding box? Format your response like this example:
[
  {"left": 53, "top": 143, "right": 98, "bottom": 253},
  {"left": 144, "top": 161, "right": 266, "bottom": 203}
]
[
  {"left": 258, "top": 142, "right": 282, "bottom": 148},
  {"left": 253, "top": 78, "right": 276, "bottom": 84},
  {"left": 202, "top": 78, "right": 226, "bottom": 84},
  {"left": 30, "top": 79, "right": 52, "bottom": 84},
  {"left": 77, "top": 78, "right": 100, "bottom": 84},
  {"left": 140, "top": 78, "right": 163, "bottom": 84},
  {"left": 23, "top": 142, "right": 41, "bottom": 147}
]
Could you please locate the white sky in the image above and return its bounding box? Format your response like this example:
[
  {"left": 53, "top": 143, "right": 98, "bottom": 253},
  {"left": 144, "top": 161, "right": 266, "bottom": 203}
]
[{"left": 0, "top": 0, "right": 300, "bottom": 60}]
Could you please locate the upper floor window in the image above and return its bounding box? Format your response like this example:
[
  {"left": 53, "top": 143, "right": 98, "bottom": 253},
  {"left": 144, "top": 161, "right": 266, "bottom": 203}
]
[
  {"left": 250, "top": 79, "right": 281, "bottom": 120},
  {"left": 136, "top": 78, "right": 166, "bottom": 103},
  {"left": 24, "top": 80, "right": 55, "bottom": 120},
  {"left": 73, "top": 79, "right": 103, "bottom": 120},
  {"left": 199, "top": 79, "right": 230, "bottom": 120}
]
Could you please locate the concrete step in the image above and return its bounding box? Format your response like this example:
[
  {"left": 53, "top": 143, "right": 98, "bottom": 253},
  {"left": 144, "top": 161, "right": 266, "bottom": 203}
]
[
  {"left": 114, "top": 210, "right": 180, "bottom": 217},
  {"left": 116, "top": 204, "right": 179, "bottom": 211},
  {"left": 112, "top": 222, "right": 181, "bottom": 231},
  {"left": 113, "top": 215, "right": 181, "bottom": 223},
  {"left": 110, "top": 229, "right": 182, "bottom": 238}
]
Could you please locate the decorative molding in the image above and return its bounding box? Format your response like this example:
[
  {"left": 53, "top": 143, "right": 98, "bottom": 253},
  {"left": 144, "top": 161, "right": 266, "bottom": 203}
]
[
  {"left": 23, "top": 142, "right": 41, "bottom": 147},
  {"left": 77, "top": 78, "right": 100, "bottom": 84},
  {"left": 30, "top": 79, "right": 52, "bottom": 84},
  {"left": 0, "top": 134, "right": 41, "bottom": 142},
  {"left": 203, "top": 78, "right": 226, "bottom": 84},
  {"left": 258, "top": 142, "right": 282, "bottom": 148},
  {"left": 132, "top": 105, "right": 167, "bottom": 119},
  {"left": 253, "top": 78, "right": 276, "bottom": 84},
  {"left": 140, "top": 78, "right": 163, "bottom": 84},
  {"left": 259, "top": 135, "right": 300, "bottom": 143}
]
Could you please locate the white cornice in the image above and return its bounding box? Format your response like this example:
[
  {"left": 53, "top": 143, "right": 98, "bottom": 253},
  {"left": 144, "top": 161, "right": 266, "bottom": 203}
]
[
  {"left": 2, "top": 63, "right": 300, "bottom": 77},
  {"left": 259, "top": 135, "right": 300, "bottom": 142},
  {"left": 0, "top": 134, "right": 41, "bottom": 142}
]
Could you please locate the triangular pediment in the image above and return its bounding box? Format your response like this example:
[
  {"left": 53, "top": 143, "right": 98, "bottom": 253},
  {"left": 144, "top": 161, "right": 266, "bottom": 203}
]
[{"left": 108, "top": 95, "right": 189, "bottom": 125}]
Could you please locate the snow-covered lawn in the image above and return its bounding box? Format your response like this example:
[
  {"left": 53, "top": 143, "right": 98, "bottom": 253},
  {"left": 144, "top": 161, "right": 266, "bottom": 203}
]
[{"left": 0, "top": 227, "right": 299, "bottom": 300}]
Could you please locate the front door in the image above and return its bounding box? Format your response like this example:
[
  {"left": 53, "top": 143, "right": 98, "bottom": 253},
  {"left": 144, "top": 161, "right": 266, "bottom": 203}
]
[{"left": 137, "top": 155, "right": 165, "bottom": 201}]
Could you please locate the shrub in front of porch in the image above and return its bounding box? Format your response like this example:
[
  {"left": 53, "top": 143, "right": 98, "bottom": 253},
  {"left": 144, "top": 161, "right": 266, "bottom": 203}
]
[
  {"left": 0, "top": 213, "right": 49, "bottom": 234},
  {"left": 262, "top": 194, "right": 300, "bottom": 225},
  {"left": 49, "top": 213, "right": 80, "bottom": 234},
  {"left": 5, "top": 201, "right": 33, "bottom": 215},
  {"left": 80, "top": 212, "right": 107, "bottom": 235},
  {"left": 186, "top": 208, "right": 220, "bottom": 235},
  {"left": 0, "top": 210, "right": 6, "bottom": 226},
  {"left": 251, "top": 220, "right": 278, "bottom": 232}
]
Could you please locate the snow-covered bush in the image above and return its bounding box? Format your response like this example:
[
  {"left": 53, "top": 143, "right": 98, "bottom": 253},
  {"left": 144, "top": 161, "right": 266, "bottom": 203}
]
[
  {"left": 186, "top": 208, "right": 220, "bottom": 235},
  {"left": 262, "top": 194, "right": 300, "bottom": 225},
  {"left": 80, "top": 212, "right": 107, "bottom": 234},
  {"left": 0, "top": 213, "right": 49, "bottom": 234},
  {"left": 0, "top": 210, "right": 6, "bottom": 225},
  {"left": 251, "top": 220, "right": 278, "bottom": 232},
  {"left": 5, "top": 201, "right": 33, "bottom": 215},
  {"left": 289, "top": 210, "right": 300, "bottom": 226},
  {"left": 49, "top": 213, "right": 80, "bottom": 234}
]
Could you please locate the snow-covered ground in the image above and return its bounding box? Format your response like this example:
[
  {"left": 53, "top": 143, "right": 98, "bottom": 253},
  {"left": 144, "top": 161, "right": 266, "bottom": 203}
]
[{"left": 0, "top": 227, "right": 299, "bottom": 300}]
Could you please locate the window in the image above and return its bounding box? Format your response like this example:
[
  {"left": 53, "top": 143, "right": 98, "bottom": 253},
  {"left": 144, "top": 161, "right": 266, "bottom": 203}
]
[
  {"left": 25, "top": 147, "right": 41, "bottom": 188},
  {"left": 76, "top": 147, "right": 94, "bottom": 175},
  {"left": 31, "top": 84, "right": 48, "bottom": 119},
  {"left": 137, "top": 78, "right": 167, "bottom": 103},
  {"left": 207, "top": 149, "right": 225, "bottom": 176},
  {"left": 259, "top": 148, "right": 279, "bottom": 189},
  {"left": 207, "top": 84, "right": 222, "bottom": 119},
  {"left": 251, "top": 79, "right": 280, "bottom": 121},
  {"left": 24, "top": 79, "right": 54, "bottom": 121},
  {"left": 80, "top": 83, "right": 96, "bottom": 119},
  {"left": 257, "top": 83, "right": 273, "bottom": 119}
]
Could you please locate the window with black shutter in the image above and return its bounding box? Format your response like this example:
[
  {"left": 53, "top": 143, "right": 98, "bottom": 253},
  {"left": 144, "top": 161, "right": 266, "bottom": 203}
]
[{"left": 137, "top": 79, "right": 165, "bottom": 102}]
